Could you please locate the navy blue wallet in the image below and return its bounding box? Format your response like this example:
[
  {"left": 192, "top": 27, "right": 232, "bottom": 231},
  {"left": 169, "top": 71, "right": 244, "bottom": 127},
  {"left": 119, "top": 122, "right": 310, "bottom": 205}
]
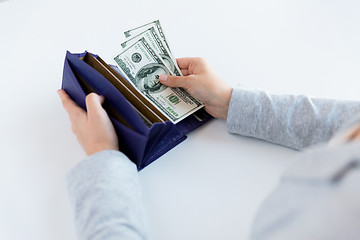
[{"left": 62, "top": 51, "right": 212, "bottom": 170}]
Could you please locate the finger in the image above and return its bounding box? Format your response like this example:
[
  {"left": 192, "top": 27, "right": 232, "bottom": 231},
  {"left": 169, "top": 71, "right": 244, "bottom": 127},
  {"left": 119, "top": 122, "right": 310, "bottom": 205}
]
[
  {"left": 58, "top": 89, "right": 86, "bottom": 118},
  {"left": 176, "top": 58, "right": 193, "bottom": 69},
  {"left": 159, "top": 75, "right": 193, "bottom": 89},
  {"left": 85, "top": 92, "right": 107, "bottom": 121}
]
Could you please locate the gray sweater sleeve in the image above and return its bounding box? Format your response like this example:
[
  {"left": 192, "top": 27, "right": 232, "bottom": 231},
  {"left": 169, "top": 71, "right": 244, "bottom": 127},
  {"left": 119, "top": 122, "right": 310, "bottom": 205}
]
[
  {"left": 227, "top": 88, "right": 360, "bottom": 150},
  {"left": 66, "top": 150, "right": 149, "bottom": 240}
]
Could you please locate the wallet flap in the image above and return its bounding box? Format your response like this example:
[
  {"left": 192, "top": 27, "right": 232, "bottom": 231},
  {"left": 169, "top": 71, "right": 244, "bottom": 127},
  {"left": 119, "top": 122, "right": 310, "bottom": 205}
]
[
  {"left": 66, "top": 51, "right": 149, "bottom": 135},
  {"left": 139, "top": 109, "right": 212, "bottom": 168},
  {"left": 140, "top": 127, "right": 187, "bottom": 170},
  {"left": 62, "top": 56, "right": 87, "bottom": 109},
  {"left": 143, "top": 121, "right": 175, "bottom": 160},
  {"left": 111, "top": 116, "right": 148, "bottom": 165}
]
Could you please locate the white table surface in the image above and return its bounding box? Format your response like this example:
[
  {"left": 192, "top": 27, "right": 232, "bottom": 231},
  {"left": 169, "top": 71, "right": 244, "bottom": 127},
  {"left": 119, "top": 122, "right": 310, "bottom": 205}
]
[{"left": 1, "top": 0, "right": 360, "bottom": 239}]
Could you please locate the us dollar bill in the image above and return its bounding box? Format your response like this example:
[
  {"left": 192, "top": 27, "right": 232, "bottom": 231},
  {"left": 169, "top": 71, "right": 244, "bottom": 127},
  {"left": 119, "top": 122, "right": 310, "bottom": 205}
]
[
  {"left": 121, "top": 26, "right": 182, "bottom": 76},
  {"left": 124, "top": 20, "right": 172, "bottom": 53},
  {"left": 113, "top": 37, "right": 203, "bottom": 124}
]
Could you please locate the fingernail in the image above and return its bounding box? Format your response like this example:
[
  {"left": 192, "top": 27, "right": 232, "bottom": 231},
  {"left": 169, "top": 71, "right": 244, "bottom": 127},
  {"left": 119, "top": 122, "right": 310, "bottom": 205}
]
[{"left": 159, "top": 75, "right": 167, "bottom": 81}]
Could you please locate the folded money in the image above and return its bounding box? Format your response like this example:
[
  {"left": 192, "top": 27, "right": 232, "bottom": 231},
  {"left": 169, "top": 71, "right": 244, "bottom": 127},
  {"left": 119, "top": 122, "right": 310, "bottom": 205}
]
[{"left": 114, "top": 20, "right": 204, "bottom": 124}]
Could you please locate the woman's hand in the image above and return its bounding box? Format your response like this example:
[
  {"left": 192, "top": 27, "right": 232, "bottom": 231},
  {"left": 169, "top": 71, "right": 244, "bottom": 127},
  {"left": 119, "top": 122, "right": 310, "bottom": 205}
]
[
  {"left": 159, "top": 58, "right": 233, "bottom": 119},
  {"left": 58, "top": 90, "right": 119, "bottom": 156}
]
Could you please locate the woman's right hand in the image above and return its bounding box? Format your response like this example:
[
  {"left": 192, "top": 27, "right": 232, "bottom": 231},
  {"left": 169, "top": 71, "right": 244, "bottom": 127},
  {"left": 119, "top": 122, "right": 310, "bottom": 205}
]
[{"left": 159, "top": 58, "right": 233, "bottom": 119}]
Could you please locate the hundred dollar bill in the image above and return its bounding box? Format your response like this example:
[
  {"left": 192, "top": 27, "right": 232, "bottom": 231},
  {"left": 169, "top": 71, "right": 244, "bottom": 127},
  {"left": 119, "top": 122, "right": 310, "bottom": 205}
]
[
  {"left": 124, "top": 20, "right": 172, "bottom": 53},
  {"left": 121, "top": 26, "right": 182, "bottom": 76},
  {"left": 113, "top": 37, "right": 203, "bottom": 124}
]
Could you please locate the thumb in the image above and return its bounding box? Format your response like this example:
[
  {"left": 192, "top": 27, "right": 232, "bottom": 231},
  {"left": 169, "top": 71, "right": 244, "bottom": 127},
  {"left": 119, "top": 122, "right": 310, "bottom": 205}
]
[
  {"left": 86, "top": 93, "right": 106, "bottom": 120},
  {"left": 159, "top": 74, "right": 193, "bottom": 89}
]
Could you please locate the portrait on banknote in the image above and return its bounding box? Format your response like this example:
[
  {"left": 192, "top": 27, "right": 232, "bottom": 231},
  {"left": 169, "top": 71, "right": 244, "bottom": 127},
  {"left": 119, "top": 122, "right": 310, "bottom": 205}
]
[{"left": 135, "top": 63, "right": 169, "bottom": 93}]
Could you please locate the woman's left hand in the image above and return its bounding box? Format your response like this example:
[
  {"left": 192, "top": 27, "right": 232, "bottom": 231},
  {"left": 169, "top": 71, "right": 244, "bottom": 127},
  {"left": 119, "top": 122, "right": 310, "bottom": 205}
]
[{"left": 58, "top": 90, "right": 119, "bottom": 156}]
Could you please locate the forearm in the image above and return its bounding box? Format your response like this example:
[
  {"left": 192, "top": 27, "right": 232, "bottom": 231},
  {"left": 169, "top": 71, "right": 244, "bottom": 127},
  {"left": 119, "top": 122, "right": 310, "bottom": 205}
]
[
  {"left": 227, "top": 88, "right": 360, "bottom": 149},
  {"left": 66, "top": 150, "right": 149, "bottom": 240}
]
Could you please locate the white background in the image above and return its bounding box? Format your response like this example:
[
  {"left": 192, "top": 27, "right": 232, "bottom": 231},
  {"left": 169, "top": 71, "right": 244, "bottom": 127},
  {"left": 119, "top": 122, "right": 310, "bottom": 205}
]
[{"left": 1, "top": 0, "right": 360, "bottom": 239}]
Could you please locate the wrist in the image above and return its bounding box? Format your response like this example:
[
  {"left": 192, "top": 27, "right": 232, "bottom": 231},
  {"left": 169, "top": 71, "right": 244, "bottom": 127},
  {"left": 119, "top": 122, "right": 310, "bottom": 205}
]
[
  {"left": 206, "top": 86, "right": 232, "bottom": 119},
  {"left": 85, "top": 142, "right": 119, "bottom": 156},
  {"left": 218, "top": 87, "right": 233, "bottom": 119}
]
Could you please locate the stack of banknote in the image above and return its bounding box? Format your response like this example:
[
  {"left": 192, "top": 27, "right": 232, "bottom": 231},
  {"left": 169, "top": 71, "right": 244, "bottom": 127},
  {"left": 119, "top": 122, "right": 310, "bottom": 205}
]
[{"left": 113, "top": 20, "right": 203, "bottom": 124}]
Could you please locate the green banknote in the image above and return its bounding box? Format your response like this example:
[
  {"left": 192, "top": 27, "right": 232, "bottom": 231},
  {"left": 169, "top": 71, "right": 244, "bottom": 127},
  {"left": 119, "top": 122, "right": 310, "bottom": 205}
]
[{"left": 114, "top": 37, "right": 203, "bottom": 123}]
